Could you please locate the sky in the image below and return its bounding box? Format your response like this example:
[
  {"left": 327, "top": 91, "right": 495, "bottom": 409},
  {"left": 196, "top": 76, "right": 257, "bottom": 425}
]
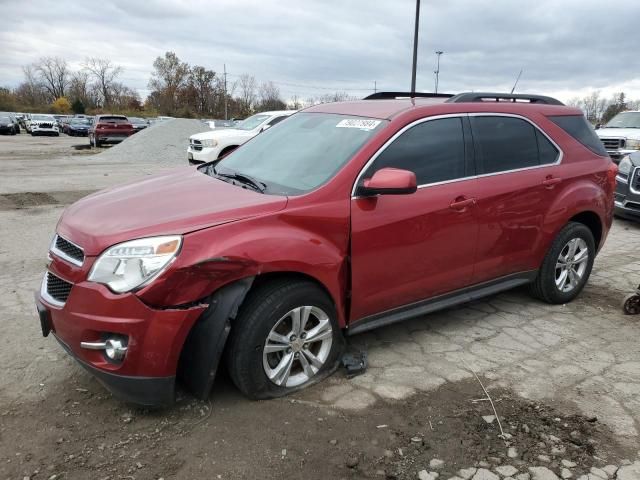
[{"left": 1, "top": 0, "right": 639, "bottom": 104}]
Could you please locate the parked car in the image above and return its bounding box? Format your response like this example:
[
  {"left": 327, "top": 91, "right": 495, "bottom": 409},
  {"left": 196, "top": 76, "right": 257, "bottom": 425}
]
[
  {"left": 596, "top": 110, "right": 640, "bottom": 163},
  {"left": 202, "top": 119, "right": 235, "bottom": 130},
  {"left": 0, "top": 115, "right": 19, "bottom": 134},
  {"left": 128, "top": 117, "right": 149, "bottom": 133},
  {"left": 187, "top": 110, "right": 295, "bottom": 165},
  {"left": 614, "top": 153, "right": 640, "bottom": 221},
  {"left": 66, "top": 117, "right": 92, "bottom": 136},
  {"left": 28, "top": 114, "right": 59, "bottom": 136},
  {"left": 88, "top": 115, "right": 134, "bottom": 147},
  {"left": 35, "top": 92, "right": 616, "bottom": 407}
]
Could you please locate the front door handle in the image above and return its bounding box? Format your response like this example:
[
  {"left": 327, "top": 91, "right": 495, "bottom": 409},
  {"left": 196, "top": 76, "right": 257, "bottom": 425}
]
[
  {"left": 542, "top": 176, "right": 562, "bottom": 188},
  {"left": 449, "top": 196, "right": 476, "bottom": 211}
]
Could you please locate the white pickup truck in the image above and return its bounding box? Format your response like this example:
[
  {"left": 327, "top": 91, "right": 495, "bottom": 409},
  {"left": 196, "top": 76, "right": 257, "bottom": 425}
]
[
  {"left": 596, "top": 111, "right": 640, "bottom": 163},
  {"left": 187, "top": 110, "right": 295, "bottom": 165}
]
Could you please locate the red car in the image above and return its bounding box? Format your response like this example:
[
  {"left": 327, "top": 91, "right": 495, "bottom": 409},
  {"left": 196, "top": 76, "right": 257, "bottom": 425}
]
[
  {"left": 88, "top": 114, "right": 134, "bottom": 148},
  {"left": 36, "top": 92, "right": 617, "bottom": 406}
]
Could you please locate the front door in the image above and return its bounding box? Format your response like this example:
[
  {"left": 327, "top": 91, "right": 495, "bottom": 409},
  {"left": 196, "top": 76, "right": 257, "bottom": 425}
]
[{"left": 350, "top": 116, "right": 480, "bottom": 322}]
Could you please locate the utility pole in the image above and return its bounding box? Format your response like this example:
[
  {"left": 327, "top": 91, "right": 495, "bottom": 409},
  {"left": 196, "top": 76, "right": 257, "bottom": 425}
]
[
  {"left": 410, "top": 0, "right": 420, "bottom": 97},
  {"left": 434, "top": 51, "right": 443, "bottom": 93},
  {"left": 374, "top": 80, "right": 377, "bottom": 93},
  {"left": 223, "top": 63, "right": 228, "bottom": 120}
]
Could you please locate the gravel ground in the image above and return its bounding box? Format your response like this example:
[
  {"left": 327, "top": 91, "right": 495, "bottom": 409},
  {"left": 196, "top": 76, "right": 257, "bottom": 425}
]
[{"left": 96, "top": 119, "right": 207, "bottom": 166}]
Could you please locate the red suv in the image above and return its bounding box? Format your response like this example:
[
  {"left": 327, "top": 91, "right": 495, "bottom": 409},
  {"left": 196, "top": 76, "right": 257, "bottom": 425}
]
[
  {"left": 88, "top": 114, "right": 134, "bottom": 148},
  {"left": 35, "top": 92, "right": 617, "bottom": 406}
]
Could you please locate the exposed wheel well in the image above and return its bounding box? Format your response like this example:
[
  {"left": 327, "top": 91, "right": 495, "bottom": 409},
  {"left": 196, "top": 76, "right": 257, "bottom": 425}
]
[
  {"left": 249, "top": 272, "right": 337, "bottom": 310},
  {"left": 218, "top": 145, "right": 239, "bottom": 158},
  {"left": 569, "top": 211, "right": 602, "bottom": 250}
]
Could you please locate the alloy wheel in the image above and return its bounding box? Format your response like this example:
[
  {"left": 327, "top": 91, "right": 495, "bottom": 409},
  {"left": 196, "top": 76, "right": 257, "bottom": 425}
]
[
  {"left": 262, "top": 306, "right": 333, "bottom": 388},
  {"left": 555, "top": 237, "right": 589, "bottom": 293}
]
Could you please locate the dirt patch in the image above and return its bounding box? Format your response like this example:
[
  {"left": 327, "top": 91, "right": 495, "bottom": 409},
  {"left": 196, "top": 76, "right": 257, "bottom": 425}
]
[
  {"left": 0, "top": 190, "right": 95, "bottom": 210},
  {"left": 0, "top": 373, "right": 632, "bottom": 480}
]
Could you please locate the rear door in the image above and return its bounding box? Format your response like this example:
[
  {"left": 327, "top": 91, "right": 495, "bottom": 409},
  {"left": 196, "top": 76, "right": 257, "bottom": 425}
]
[
  {"left": 350, "top": 115, "right": 480, "bottom": 321},
  {"left": 469, "top": 114, "right": 562, "bottom": 284}
]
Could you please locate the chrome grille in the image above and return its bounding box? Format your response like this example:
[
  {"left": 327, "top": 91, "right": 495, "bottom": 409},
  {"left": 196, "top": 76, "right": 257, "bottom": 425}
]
[
  {"left": 46, "top": 272, "right": 73, "bottom": 304},
  {"left": 600, "top": 137, "right": 625, "bottom": 150},
  {"left": 52, "top": 235, "right": 84, "bottom": 266},
  {"left": 37, "top": 123, "right": 54, "bottom": 128},
  {"left": 190, "top": 139, "right": 203, "bottom": 151}
]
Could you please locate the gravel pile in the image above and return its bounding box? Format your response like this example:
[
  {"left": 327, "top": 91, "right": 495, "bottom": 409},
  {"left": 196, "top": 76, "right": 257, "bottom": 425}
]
[{"left": 95, "top": 118, "right": 207, "bottom": 166}]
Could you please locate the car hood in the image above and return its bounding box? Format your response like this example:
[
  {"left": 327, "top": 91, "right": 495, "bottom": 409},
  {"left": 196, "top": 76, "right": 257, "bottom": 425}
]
[
  {"left": 597, "top": 127, "right": 640, "bottom": 140},
  {"left": 191, "top": 128, "right": 255, "bottom": 141},
  {"left": 57, "top": 167, "right": 288, "bottom": 256}
]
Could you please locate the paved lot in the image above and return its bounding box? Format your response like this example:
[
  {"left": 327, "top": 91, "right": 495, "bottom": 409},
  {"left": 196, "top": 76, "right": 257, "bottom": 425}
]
[{"left": 0, "top": 133, "right": 639, "bottom": 479}]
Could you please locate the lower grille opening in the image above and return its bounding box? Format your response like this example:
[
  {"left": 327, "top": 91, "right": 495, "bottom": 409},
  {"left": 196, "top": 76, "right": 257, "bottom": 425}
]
[{"left": 46, "top": 272, "right": 73, "bottom": 303}]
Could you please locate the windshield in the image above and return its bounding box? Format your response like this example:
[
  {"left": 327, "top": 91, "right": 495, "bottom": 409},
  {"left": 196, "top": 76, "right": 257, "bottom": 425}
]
[
  {"left": 234, "top": 114, "right": 271, "bottom": 131},
  {"left": 0, "top": 116, "right": 10, "bottom": 122},
  {"left": 211, "top": 112, "right": 387, "bottom": 195},
  {"left": 605, "top": 112, "right": 640, "bottom": 128},
  {"left": 32, "top": 115, "right": 54, "bottom": 121}
]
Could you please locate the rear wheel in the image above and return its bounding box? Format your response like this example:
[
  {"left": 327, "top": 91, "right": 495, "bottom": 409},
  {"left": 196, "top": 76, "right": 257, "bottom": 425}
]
[
  {"left": 530, "top": 222, "right": 595, "bottom": 304},
  {"left": 226, "top": 280, "right": 343, "bottom": 399}
]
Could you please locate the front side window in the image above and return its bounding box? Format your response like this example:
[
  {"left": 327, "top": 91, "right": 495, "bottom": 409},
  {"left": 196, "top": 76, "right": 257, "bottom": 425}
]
[
  {"left": 363, "top": 117, "right": 467, "bottom": 185},
  {"left": 471, "top": 116, "right": 557, "bottom": 173},
  {"left": 266, "top": 115, "right": 288, "bottom": 127},
  {"left": 211, "top": 113, "right": 386, "bottom": 195}
]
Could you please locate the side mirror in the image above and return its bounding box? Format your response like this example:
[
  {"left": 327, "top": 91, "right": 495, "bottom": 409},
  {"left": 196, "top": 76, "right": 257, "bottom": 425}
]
[
  {"left": 356, "top": 168, "right": 417, "bottom": 196},
  {"left": 261, "top": 124, "right": 271, "bottom": 132},
  {"left": 595, "top": 123, "right": 601, "bottom": 130}
]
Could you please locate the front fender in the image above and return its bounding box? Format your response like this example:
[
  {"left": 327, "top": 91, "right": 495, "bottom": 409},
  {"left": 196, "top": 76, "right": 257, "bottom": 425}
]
[{"left": 137, "top": 207, "right": 350, "bottom": 326}]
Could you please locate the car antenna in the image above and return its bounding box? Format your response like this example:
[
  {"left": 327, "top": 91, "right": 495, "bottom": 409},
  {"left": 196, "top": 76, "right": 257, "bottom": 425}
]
[{"left": 510, "top": 69, "right": 523, "bottom": 94}]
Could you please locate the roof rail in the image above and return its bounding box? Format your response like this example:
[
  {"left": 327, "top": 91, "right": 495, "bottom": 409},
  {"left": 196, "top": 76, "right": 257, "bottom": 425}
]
[
  {"left": 364, "top": 92, "right": 454, "bottom": 100},
  {"left": 446, "top": 92, "right": 564, "bottom": 106}
]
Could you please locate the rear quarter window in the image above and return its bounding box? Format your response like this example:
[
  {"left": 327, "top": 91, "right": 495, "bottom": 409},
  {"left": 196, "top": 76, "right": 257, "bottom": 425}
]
[{"left": 548, "top": 115, "right": 608, "bottom": 157}]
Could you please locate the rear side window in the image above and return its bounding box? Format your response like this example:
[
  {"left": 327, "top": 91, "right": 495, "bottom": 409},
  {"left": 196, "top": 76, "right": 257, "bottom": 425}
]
[
  {"left": 548, "top": 115, "right": 608, "bottom": 157},
  {"left": 471, "top": 117, "right": 539, "bottom": 173},
  {"left": 365, "top": 117, "right": 467, "bottom": 185},
  {"left": 537, "top": 131, "right": 560, "bottom": 165}
]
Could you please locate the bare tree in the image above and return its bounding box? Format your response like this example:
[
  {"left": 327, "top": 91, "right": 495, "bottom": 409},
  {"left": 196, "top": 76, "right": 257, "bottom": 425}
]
[
  {"left": 84, "top": 57, "right": 123, "bottom": 108},
  {"left": 188, "top": 66, "right": 216, "bottom": 114},
  {"left": 148, "top": 51, "right": 190, "bottom": 114},
  {"left": 15, "top": 65, "right": 48, "bottom": 106},
  {"left": 235, "top": 74, "right": 257, "bottom": 116},
  {"left": 68, "top": 70, "right": 91, "bottom": 106},
  {"left": 257, "top": 81, "right": 286, "bottom": 111},
  {"left": 35, "top": 57, "right": 69, "bottom": 100}
]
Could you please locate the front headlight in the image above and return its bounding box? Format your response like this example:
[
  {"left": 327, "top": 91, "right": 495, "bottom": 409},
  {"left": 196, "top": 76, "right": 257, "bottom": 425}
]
[
  {"left": 88, "top": 236, "right": 182, "bottom": 293},
  {"left": 618, "top": 156, "right": 632, "bottom": 175},
  {"left": 201, "top": 139, "right": 218, "bottom": 148},
  {"left": 625, "top": 138, "right": 640, "bottom": 150}
]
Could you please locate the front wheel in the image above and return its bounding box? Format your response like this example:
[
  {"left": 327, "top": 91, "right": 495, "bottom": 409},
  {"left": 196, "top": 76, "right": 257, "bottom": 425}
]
[
  {"left": 226, "top": 280, "right": 344, "bottom": 399},
  {"left": 530, "top": 222, "right": 595, "bottom": 304}
]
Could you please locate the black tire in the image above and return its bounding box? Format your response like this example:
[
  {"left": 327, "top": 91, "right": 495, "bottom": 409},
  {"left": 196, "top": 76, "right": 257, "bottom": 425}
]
[
  {"left": 530, "top": 222, "right": 595, "bottom": 304},
  {"left": 226, "top": 280, "right": 344, "bottom": 399}
]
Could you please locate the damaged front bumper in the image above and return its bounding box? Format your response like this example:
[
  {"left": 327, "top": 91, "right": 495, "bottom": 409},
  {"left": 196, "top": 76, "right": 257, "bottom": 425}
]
[{"left": 35, "top": 279, "right": 206, "bottom": 407}]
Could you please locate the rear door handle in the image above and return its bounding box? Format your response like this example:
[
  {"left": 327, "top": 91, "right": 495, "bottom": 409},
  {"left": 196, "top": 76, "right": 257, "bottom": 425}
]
[
  {"left": 542, "top": 177, "right": 562, "bottom": 188},
  {"left": 449, "top": 196, "right": 476, "bottom": 211}
]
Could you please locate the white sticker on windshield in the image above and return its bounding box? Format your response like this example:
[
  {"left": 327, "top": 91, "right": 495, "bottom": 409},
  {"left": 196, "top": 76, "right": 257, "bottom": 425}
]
[{"left": 336, "top": 119, "right": 381, "bottom": 130}]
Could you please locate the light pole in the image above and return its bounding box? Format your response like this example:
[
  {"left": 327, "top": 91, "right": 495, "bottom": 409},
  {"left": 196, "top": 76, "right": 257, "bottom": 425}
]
[
  {"left": 434, "top": 51, "right": 444, "bottom": 94},
  {"left": 410, "top": 0, "right": 420, "bottom": 97}
]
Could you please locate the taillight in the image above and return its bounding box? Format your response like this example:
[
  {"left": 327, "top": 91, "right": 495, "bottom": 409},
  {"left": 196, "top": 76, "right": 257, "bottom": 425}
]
[{"left": 606, "top": 161, "right": 618, "bottom": 190}]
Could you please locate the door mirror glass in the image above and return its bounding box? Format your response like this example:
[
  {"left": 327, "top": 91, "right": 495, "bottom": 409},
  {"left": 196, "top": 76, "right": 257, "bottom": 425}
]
[{"left": 357, "top": 168, "right": 417, "bottom": 196}]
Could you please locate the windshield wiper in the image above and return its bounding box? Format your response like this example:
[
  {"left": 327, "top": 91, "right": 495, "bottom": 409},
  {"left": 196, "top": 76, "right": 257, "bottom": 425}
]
[{"left": 214, "top": 169, "right": 266, "bottom": 193}]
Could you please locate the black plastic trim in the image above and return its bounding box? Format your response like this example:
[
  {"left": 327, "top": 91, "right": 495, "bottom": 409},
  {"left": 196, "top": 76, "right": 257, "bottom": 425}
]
[
  {"left": 348, "top": 271, "right": 537, "bottom": 336},
  {"left": 364, "top": 92, "right": 454, "bottom": 100},
  {"left": 446, "top": 92, "right": 564, "bottom": 106},
  {"left": 52, "top": 334, "right": 175, "bottom": 407},
  {"left": 177, "top": 277, "right": 254, "bottom": 399}
]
